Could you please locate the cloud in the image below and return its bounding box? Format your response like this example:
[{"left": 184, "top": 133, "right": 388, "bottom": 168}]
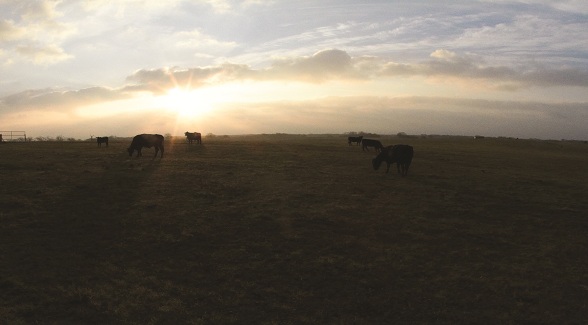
[
  {"left": 203, "top": 0, "right": 232, "bottom": 13},
  {"left": 266, "top": 49, "right": 355, "bottom": 81},
  {"left": 3, "top": 87, "right": 587, "bottom": 140},
  {"left": 3, "top": 43, "right": 588, "bottom": 116},
  {"left": 123, "top": 49, "right": 588, "bottom": 92},
  {"left": 380, "top": 49, "right": 588, "bottom": 89},
  {"left": 0, "top": 19, "right": 26, "bottom": 42},
  {"left": 173, "top": 29, "right": 238, "bottom": 53},
  {"left": 0, "top": 86, "right": 130, "bottom": 113},
  {"left": 15, "top": 44, "right": 73, "bottom": 65},
  {"left": 99, "top": 96, "right": 588, "bottom": 140},
  {"left": 125, "top": 64, "right": 256, "bottom": 92},
  {"left": 124, "top": 49, "right": 361, "bottom": 91},
  {"left": 0, "top": 0, "right": 76, "bottom": 65},
  {"left": 26, "top": 1, "right": 65, "bottom": 23}
]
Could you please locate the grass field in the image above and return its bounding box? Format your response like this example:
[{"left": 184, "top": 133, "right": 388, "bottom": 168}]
[{"left": 1, "top": 134, "right": 587, "bottom": 324}]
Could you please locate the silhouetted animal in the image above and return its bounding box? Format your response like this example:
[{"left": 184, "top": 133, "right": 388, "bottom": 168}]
[
  {"left": 361, "top": 139, "right": 383, "bottom": 152},
  {"left": 185, "top": 132, "right": 202, "bottom": 144},
  {"left": 97, "top": 137, "right": 108, "bottom": 147},
  {"left": 127, "top": 134, "right": 164, "bottom": 158},
  {"left": 348, "top": 135, "right": 363, "bottom": 146},
  {"left": 372, "top": 144, "right": 414, "bottom": 176}
]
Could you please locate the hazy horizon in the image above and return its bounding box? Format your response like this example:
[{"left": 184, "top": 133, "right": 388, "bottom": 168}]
[{"left": 2, "top": 1, "right": 587, "bottom": 140}]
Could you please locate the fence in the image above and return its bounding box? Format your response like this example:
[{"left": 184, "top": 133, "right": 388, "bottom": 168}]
[{"left": 0, "top": 131, "right": 27, "bottom": 142}]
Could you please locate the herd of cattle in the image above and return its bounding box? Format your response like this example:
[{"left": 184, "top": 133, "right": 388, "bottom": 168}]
[
  {"left": 348, "top": 135, "right": 414, "bottom": 176},
  {"left": 95, "top": 132, "right": 413, "bottom": 176}
]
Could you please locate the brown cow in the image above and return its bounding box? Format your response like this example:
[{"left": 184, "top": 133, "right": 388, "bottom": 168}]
[
  {"left": 127, "top": 134, "right": 164, "bottom": 158},
  {"left": 372, "top": 144, "right": 414, "bottom": 176},
  {"left": 185, "top": 132, "right": 202, "bottom": 144},
  {"left": 361, "top": 139, "right": 384, "bottom": 152},
  {"left": 97, "top": 137, "right": 108, "bottom": 147}
]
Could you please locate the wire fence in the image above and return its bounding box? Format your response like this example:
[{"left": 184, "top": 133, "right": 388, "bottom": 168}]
[{"left": 0, "top": 131, "right": 27, "bottom": 142}]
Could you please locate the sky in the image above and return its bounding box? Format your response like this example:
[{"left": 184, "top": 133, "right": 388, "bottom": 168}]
[{"left": 1, "top": 0, "right": 588, "bottom": 140}]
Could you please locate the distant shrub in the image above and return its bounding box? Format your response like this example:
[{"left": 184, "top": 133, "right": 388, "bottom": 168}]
[{"left": 345, "top": 131, "right": 379, "bottom": 137}]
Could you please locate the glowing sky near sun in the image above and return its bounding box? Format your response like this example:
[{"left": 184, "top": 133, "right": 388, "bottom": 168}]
[{"left": 1, "top": 0, "right": 587, "bottom": 140}]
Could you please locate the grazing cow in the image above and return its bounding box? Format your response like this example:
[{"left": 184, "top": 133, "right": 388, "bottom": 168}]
[
  {"left": 372, "top": 144, "right": 414, "bottom": 176},
  {"left": 96, "top": 136, "right": 109, "bottom": 147},
  {"left": 185, "top": 131, "right": 202, "bottom": 144},
  {"left": 127, "top": 134, "right": 164, "bottom": 158},
  {"left": 348, "top": 135, "right": 363, "bottom": 146},
  {"left": 361, "top": 139, "right": 384, "bottom": 152}
]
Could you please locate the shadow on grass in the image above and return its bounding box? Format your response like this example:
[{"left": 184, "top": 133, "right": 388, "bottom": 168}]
[{"left": 0, "top": 145, "right": 162, "bottom": 323}]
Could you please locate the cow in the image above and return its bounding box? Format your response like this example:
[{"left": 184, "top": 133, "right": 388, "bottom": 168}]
[
  {"left": 127, "top": 134, "right": 164, "bottom": 158},
  {"left": 96, "top": 136, "right": 109, "bottom": 147},
  {"left": 348, "top": 135, "right": 363, "bottom": 146},
  {"left": 185, "top": 131, "right": 202, "bottom": 144},
  {"left": 372, "top": 144, "right": 414, "bottom": 176},
  {"left": 361, "top": 139, "right": 384, "bottom": 152}
]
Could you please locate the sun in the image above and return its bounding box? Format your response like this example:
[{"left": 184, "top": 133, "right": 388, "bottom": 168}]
[{"left": 160, "top": 87, "right": 215, "bottom": 117}]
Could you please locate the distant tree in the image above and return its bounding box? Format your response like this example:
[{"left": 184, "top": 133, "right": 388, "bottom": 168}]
[
  {"left": 36, "top": 136, "right": 55, "bottom": 141},
  {"left": 397, "top": 132, "right": 407, "bottom": 138}
]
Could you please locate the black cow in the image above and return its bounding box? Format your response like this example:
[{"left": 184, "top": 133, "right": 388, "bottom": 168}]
[
  {"left": 97, "top": 137, "right": 108, "bottom": 147},
  {"left": 372, "top": 144, "right": 414, "bottom": 176},
  {"left": 127, "top": 134, "right": 164, "bottom": 158},
  {"left": 361, "top": 139, "right": 384, "bottom": 152},
  {"left": 348, "top": 135, "right": 363, "bottom": 146},
  {"left": 185, "top": 131, "right": 202, "bottom": 144}
]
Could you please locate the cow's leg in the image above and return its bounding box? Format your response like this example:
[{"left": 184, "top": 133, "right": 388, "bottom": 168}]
[
  {"left": 137, "top": 148, "right": 142, "bottom": 157},
  {"left": 154, "top": 145, "right": 163, "bottom": 158}
]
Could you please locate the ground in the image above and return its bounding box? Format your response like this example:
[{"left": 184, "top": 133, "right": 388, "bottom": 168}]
[{"left": 1, "top": 134, "right": 587, "bottom": 324}]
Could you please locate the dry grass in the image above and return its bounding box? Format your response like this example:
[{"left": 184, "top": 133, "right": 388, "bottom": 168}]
[{"left": 1, "top": 135, "right": 587, "bottom": 324}]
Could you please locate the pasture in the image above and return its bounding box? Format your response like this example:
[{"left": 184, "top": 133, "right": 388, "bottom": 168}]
[{"left": 1, "top": 135, "right": 587, "bottom": 324}]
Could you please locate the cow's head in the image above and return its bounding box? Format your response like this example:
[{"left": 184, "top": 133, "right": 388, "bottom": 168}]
[{"left": 127, "top": 147, "right": 134, "bottom": 156}]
